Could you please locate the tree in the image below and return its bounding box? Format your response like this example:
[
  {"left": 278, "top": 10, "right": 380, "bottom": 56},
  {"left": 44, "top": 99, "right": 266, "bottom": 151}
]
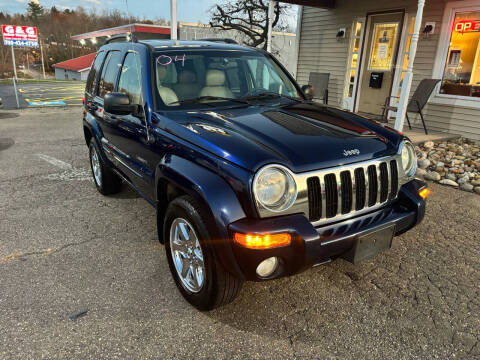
[
  {"left": 209, "top": 0, "right": 290, "bottom": 50},
  {"left": 27, "top": 1, "right": 44, "bottom": 23}
]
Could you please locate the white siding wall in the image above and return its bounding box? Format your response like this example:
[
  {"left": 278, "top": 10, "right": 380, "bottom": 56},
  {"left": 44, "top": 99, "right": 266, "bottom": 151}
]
[
  {"left": 297, "top": 0, "right": 480, "bottom": 140},
  {"left": 54, "top": 68, "right": 83, "bottom": 81}
]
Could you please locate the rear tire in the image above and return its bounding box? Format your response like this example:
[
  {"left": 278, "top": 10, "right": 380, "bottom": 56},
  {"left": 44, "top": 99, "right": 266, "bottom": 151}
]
[
  {"left": 164, "top": 195, "right": 242, "bottom": 310},
  {"left": 89, "top": 139, "right": 122, "bottom": 195}
]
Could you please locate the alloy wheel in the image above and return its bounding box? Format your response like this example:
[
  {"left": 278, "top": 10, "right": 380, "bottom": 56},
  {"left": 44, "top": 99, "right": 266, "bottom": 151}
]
[
  {"left": 90, "top": 146, "right": 102, "bottom": 187},
  {"left": 169, "top": 218, "right": 205, "bottom": 293}
]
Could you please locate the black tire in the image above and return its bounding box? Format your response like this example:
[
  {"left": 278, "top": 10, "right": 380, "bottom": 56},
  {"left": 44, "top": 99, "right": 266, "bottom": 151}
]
[
  {"left": 164, "top": 195, "right": 243, "bottom": 310},
  {"left": 88, "top": 139, "right": 122, "bottom": 195}
]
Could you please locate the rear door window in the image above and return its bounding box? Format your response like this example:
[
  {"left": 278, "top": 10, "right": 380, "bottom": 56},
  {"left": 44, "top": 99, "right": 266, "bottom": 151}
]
[
  {"left": 97, "top": 50, "right": 122, "bottom": 98},
  {"left": 86, "top": 51, "right": 105, "bottom": 95}
]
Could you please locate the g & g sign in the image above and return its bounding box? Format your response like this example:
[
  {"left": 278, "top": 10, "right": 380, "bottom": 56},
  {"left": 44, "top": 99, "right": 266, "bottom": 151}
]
[{"left": 1, "top": 25, "right": 39, "bottom": 47}]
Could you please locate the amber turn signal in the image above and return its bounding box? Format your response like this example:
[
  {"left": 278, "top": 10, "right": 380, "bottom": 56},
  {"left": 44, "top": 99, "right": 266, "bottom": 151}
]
[
  {"left": 234, "top": 232, "right": 291, "bottom": 249},
  {"left": 419, "top": 187, "right": 430, "bottom": 199}
]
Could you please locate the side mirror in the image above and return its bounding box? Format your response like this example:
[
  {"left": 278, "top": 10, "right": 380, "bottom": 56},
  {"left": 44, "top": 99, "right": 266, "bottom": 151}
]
[
  {"left": 104, "top": 92, "right": 137, "bottom": 115},
  {"left": 301, "top": 85, "right": 315, "bottom": 101}
]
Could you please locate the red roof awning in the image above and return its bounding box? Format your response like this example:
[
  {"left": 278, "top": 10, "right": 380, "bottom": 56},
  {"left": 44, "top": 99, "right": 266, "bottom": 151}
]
[
  {"left": 53, "top": 53, "right": 96, "bottom": 72},
  {"left": 71, "top": 23, "right": 170, "bottom": 41}
]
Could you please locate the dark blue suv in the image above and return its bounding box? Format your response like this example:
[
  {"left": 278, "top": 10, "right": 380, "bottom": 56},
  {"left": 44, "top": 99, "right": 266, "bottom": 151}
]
[{"left": 83, "top": 38, "right": 428, "bottom": 310}]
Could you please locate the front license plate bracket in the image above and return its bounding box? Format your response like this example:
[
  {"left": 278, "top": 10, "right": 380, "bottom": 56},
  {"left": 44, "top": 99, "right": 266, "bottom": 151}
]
[{"left": 342, "top": 225, "right": 395, "bottom": 264}]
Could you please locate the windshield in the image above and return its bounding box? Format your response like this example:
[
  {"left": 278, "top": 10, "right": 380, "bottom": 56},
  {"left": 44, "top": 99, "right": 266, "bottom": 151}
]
[{"left": 153, "top": 49, "right": 302, "bottom": 109}]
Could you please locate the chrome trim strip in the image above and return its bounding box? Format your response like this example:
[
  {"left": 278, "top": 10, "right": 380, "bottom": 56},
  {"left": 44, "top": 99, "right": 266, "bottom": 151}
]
[
  {"left": 351, "top": 168, "right": 356, "bottom": 213},
  {"left": 101, "top": 137, "right": 143, "bottom": 179},
  {"left": 376, "top": 163, "right": 382, "bottom": 204},
  {"left": 335, "top": 172, "right": 342, "bottom": 216}
]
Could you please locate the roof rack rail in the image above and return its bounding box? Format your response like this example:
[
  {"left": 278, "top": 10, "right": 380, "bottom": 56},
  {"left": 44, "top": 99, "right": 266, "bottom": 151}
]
[
  {"left": 200, "top": 38, "right": 238, "bottom": 44},
  {"left": 105, "top": 34, "right": 138, "bottom": 44}
]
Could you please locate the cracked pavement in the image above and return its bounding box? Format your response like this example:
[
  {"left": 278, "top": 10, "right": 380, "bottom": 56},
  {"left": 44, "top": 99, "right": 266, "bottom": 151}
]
[{"left": 0, "top": 108, "right": 479, "bottom": 359}]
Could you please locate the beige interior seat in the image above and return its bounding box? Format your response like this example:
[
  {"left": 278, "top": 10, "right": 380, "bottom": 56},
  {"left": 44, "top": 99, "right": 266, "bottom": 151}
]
[
  {"left": 173, "top": 71, "right": 201, "bottom": 100},
  {"left": 156, "top": 65, "right": 179, "bottom": 106},
  {"left": 200, "top": 69, "right": 233, "bottom": 98}
]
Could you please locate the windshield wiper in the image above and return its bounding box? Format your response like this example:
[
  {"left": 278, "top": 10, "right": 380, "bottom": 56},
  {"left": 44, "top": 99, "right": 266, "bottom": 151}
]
[
  {"left": 240, "top": 92, "right": 302, "bottom": 103},
  {"left": 169, "top": 96, "right": 249, "bottom": 106}
]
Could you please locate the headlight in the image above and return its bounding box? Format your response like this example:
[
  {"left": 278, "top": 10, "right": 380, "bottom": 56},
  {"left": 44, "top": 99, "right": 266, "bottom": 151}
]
[
  {"left": 253, "top": 165, "right": 297, "bottom": 212},
  {"left": 400, "top": 140, "right": 417, "bottom": 177}
]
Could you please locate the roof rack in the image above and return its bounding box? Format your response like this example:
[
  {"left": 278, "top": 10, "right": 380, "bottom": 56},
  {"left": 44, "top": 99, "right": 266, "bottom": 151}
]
[
  {"left": 105, "top": 34, "right": 138, "bottom": 44},
  {"left": 200, "top": 38, "right": 238, "bottom": 44}
]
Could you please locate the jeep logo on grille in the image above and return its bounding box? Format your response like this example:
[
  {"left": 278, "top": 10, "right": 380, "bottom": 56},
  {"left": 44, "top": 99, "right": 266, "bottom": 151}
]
[{"left": 343, "top": 149, "right": 360, "bottom": 156}]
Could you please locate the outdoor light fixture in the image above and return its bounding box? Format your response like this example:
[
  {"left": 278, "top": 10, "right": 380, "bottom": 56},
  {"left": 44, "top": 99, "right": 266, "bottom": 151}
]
[
  {"left": 90, "top": 37, "right": 97, "bottom": 44},
  {"left": 234, "top": 232, "right": 291, "bottom": 249},
  {"left": 79, "top": 39, "right": 85, "bottom": 45},
  {"left": 336, "top": 28, "right": 346, "bottom": 38}
]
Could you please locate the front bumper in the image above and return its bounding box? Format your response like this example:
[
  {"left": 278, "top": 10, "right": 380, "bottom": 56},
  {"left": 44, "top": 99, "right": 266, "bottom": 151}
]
[{"left": 227, "top": 179, "right": 426, "bottom": 281}]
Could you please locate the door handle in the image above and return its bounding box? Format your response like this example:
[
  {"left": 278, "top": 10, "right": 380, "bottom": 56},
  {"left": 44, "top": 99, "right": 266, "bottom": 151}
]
[{"left": 87, "top": 102, "right": 98, "bottom": 111}]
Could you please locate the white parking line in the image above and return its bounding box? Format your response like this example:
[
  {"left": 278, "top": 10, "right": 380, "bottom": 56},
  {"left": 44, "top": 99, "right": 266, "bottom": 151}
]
[
  {"left": 35, "top": 154, "right": 72, "bottom": 170},
  {"left": 35, "top": 153, "right": 91, "bottom": 181}
]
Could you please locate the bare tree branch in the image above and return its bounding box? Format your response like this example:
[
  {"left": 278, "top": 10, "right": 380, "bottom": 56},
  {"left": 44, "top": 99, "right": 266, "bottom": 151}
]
[{"left": 209, "top": 0, "right": 290, "bottom": 50}]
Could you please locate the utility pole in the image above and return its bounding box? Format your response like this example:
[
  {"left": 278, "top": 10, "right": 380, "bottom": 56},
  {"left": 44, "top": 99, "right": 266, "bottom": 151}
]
[
  {"left": 40, "top": 40, "right": 46, "bottom": 79},
  {"left": 11, "top": 45, "right": 20, "bottom": 109},
  {"left": 170, "top": 0, "right": 177, "bottom": 40}
]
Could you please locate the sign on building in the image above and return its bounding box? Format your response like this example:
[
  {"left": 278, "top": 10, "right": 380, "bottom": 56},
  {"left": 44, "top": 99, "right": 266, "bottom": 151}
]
[{"left": 2, "top": 25, "right": 39, "bottom": 47}]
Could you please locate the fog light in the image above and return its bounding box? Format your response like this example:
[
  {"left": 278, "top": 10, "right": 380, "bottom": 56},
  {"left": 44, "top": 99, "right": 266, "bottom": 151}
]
[
  {"left": 419, "top": 187, "right": 430, "bottom": 199},
  {"left": 256, "top": 257, "right": 279, "bottom": 278}
]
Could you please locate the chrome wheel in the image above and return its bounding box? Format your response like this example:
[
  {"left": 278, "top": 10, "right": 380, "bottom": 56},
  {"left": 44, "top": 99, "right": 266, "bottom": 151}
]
[
  {"left": 90, "top": 146, "right": 102, "bottom": 186},
  {"left": 169, "top": 218, "right": 205, "bottom": 293}
]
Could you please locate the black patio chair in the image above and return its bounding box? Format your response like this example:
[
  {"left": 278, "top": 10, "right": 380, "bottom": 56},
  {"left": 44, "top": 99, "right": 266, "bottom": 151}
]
[
  {"left": 381, "top": 79, "right": 441, "bottom": 135},
  {"left": 308, "top": 72, "right": 330, "bottom": 104}
]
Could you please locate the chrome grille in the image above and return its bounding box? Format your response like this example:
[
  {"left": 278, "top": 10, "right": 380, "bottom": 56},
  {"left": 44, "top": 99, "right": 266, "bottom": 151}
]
[{"left": 306, "top": 159, "right": 399, "bottom": 224}]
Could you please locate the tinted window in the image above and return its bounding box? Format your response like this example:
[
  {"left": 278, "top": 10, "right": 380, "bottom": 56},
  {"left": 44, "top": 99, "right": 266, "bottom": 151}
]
[
  {"left": 97, "top": 50, "right": 122, "bottom": 98},
  {"left": 86, "top": 51, "right": 105, "bottom": 95},
  {"left": 118, "top": 52, "right": 143, "bottom": 104}
]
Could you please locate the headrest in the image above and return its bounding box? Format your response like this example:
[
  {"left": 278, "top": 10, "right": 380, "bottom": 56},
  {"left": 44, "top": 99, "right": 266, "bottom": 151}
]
[
  {"left": 205, "top": 69, "right": 226, "bottom": 86},
  {"left": 179, "top": 71, "right": 196, "bottom": 84},
  {"left": 157, "top": 65, "right": 167, "bottom": 83}
]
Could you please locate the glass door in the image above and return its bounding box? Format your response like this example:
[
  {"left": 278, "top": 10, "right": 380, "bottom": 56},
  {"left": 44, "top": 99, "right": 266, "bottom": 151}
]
[{"left": 343, "top": 20, "right": 365, "bottom": 111}]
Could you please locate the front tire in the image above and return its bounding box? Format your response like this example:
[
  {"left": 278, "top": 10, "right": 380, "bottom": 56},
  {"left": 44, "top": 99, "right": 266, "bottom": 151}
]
[
  {"left": 88, "top": 139, "right": 122, "bottom": 195},
  {"left": 164, "top": 195, "right": 242, "bottom": 310}
]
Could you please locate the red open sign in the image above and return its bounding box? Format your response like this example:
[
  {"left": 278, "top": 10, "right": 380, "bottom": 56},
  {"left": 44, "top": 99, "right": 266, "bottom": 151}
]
[{"left": 454, "top": 20, "right": 480, "bottom": 33}]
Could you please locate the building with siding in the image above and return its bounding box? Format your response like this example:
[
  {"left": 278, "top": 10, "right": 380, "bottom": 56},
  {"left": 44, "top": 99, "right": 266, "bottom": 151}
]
[
  {"left": 53, "top": 53, "right": 97, "bottom": 81},
  {"left": 294, "top": 0, "right": 480, "bottom": 140}
]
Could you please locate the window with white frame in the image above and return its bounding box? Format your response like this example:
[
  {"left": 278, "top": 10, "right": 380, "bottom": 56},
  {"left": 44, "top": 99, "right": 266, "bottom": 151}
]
[
  {"left": 440, "top": 11, "right": 480, "bottom": 97},
  {"left": 434, "top": 2, "right": 480, "bottom": 104}
]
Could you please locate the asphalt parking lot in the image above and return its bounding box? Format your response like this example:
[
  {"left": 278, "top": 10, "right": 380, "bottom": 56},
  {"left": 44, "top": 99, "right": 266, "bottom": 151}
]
[
  {"left": 0, "top": 80, "right": 84, "bottom": 109},
  {"left": 1, "top": 108, "right": 479, "bottom": 359}
]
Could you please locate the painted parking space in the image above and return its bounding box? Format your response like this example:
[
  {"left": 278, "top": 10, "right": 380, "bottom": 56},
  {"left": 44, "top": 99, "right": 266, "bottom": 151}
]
[{"left": 18, "top": 81, "right": 85, "bottom": 108}]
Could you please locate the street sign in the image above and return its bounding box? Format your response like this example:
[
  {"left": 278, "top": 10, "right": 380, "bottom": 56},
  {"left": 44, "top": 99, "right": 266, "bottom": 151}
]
[{"left": 2, "top": 25, "right": 39, "bottom": 47}]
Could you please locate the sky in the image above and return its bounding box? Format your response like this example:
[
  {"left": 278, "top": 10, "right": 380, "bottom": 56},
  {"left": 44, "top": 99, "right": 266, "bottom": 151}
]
[{"left": 0, "top": 0, "right": 221, "bottom": 23}]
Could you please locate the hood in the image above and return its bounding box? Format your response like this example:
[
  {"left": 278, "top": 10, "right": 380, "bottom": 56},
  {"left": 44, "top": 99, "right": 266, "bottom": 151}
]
[{"left": 157, "top": 102, "right": 402, "bottom": 173}]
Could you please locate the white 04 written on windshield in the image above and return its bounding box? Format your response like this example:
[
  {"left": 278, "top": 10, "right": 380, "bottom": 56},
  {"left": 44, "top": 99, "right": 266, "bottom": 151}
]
[{"left": 157, "top": 54, "right": 186, "bottom": 67}]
